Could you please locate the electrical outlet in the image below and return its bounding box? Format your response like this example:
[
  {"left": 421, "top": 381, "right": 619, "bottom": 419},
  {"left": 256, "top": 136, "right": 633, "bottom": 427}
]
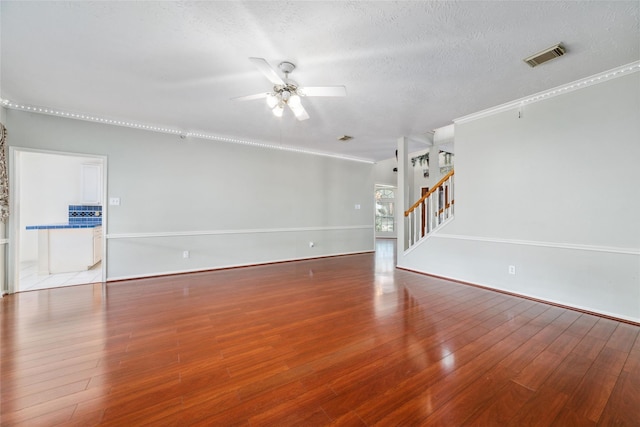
[
  {"left": 183, "top": 250, "right": 190, "bottom": 259},
  {"left": 109, "top": 197, "right": 121, "bottom": 206},
  {"left": 355, "top": 204, "right": 361, "bottom": 210},
  {"left": 508, "top": 265, "right": 516, "bottom": 275}
]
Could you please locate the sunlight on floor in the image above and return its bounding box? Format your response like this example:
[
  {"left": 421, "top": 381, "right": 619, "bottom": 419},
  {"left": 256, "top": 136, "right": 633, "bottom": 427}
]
[{"left": 375, "top": 238, "right": 396, "bottom": 274}]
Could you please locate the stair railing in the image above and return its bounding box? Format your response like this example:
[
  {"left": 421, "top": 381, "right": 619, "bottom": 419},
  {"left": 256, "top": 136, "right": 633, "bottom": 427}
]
[{"left": 404, "top": 169, "right": 454, "bottom": 248}]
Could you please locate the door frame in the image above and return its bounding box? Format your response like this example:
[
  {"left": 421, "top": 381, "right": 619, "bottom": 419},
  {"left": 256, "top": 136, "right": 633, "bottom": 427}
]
[
  {"left": 8, "top": 147, "right": 108, "bottom": 294},
  {"left": 375, "top": 185, "right": 397, "bottom": 239}
]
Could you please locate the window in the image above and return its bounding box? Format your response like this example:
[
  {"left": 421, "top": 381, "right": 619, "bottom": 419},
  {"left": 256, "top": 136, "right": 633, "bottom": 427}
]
[{"left": 375, "top": 188, "right": 395, "bottom": 232}]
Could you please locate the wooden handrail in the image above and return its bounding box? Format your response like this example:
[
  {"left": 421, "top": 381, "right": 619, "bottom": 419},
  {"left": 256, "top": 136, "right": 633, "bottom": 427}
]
[{"left": 404, "top": 169, "right": 455, "bottom": 217}]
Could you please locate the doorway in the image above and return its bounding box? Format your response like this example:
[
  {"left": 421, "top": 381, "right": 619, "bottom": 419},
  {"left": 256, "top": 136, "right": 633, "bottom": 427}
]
[
  {"left": 10, "top": 148, "right": 107, "bottom": 292},
  {"left": 375, "top": 185, "right": 396, "bottom": 239}
]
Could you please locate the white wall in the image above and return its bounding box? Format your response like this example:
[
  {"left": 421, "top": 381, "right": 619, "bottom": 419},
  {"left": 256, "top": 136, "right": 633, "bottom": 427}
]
[
  {"left": 399, "top": 72, "right": 640, "bottom": 322},
  {"left": 6, "top": 111, "right": 374, "bottom": 281},
  {"left": 373, "top": 156, "right": 397, "bottom": 186},
  {"left": 18, "top": 151, "right": 100, "bottom": 261}
]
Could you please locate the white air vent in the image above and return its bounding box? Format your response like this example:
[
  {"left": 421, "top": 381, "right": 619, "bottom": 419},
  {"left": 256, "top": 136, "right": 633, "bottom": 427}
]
[
  {"left": 337, "top": 135, "right": 353, "bottom": 141},
  {"left": 524, "top": 43, "right": 566, "bottom": 67}
]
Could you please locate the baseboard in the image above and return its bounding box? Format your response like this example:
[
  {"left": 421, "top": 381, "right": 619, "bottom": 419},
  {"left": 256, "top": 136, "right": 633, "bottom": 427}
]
[
  {"left": 106, "top": 250, "right": 375, "bottom": 283},
  {"left": 396, "top": 266, "right": 640, "bottom": 326}
]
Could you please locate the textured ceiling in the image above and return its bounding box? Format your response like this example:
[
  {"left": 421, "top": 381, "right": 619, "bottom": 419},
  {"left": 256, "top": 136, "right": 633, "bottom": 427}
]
[{"left": 1, "top": 1, "right": 639, "bottom": 161}]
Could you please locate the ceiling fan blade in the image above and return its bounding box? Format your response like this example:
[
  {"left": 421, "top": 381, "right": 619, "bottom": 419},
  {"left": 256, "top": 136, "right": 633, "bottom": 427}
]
[
  {"left": 231, "top": 92, "right": 270, "bottom": 101},
  {"left": 249, "top": 57, "right": 285, "bottom": 85},
  {"left": 298, "top": 86, "right": 347, "bottom": 97},
  {"left": 289, "top": 103, "right": 310, "bottom": 121}
]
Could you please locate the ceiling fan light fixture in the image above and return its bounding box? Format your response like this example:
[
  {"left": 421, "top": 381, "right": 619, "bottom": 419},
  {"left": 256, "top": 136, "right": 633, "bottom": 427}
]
[
  {"left": 235, "top": 57, "right": 347, "bottom": 122},
  {"left": 266, "top": 94, "right": 278, "bottom": 108},
  {"left": 272, "top": 104, "right": 284, "bottom": 118}
]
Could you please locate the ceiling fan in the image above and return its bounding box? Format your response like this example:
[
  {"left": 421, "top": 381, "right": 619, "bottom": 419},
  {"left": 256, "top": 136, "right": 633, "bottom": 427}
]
[{"left": 232, "top": 57, "right": 347, "bottom": 121}]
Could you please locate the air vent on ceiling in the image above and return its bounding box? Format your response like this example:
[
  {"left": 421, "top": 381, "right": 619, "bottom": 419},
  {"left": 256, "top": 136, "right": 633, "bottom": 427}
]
[
  {"left": 524, "top": 43, "right": 566, "bottom": 67},
  {"left": 337, "top": 135, "right": 353, "bottom": 142}
]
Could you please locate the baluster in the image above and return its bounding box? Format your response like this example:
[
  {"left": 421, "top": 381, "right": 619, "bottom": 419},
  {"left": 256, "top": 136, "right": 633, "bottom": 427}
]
[
  {"left": 436, "top": 188, "right": 439, "bottom": 224},
  {"left": 419, "top": 200, "right": 423, "bottom": 239},
  {"left": 437, "top": 188, "right": 441, "bottom": 224},
  {"left": 443, "top": 183, "right": 447, "bottom": 220},
  {"left": 449, "top": 176, "right": 456, "bottom": 215},
  {"left": 411, "top": 212, "right": 415, "bottom": 245},
  {"left": 424, "top": 198, "right": 429, "bottom": 235},
  {"left": 412, "top": 211, "right": 417, "bottom": 245},
  {"left": 444, "top": 181, "right": 450, "bottom": 219},
  {"left": 420, "top": 199, "right": 424, "bottom": 238},
  {"left": 429, "top": 192, "right": 434, "bottom": 233},
  {"left": 426, "top": 194, "right": 430, "bottom": 234},
  {"left": 449, "top": 178, "right": 453, "bottom": 216},
  {"left": 431, "top": 193, "right": 435, "bottom": 231},
  {"left": 416, "top": 210, "right": 419, "bottom": 242}
]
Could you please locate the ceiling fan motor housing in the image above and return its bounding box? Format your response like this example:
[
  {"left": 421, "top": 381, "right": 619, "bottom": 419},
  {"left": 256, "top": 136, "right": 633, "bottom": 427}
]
[
  {"left": 274, "top": 83, "right": 299, "bottom": 98},
  {"left": 278, "top": 61, "right": 296, "bottom": 74}
]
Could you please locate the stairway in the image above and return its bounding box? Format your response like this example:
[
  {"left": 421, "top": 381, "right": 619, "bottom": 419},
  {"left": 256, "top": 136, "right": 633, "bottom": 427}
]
[{"left": 404, "top": 169, "right": 454, "bottom": 250}]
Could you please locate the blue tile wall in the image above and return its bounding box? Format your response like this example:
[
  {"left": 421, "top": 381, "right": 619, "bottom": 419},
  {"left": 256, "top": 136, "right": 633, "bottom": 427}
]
[{"left": 68, "top": 205, "right": 102, "bottom": 225}]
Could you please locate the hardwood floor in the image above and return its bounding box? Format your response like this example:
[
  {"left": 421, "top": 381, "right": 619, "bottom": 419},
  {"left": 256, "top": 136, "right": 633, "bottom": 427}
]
[{"left": 1, "top": 240, "right": 639, "bottom": 426}]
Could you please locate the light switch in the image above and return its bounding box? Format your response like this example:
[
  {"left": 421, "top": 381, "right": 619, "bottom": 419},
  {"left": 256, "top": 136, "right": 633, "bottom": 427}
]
[
  {"left": 355, "top": 204, "right": 361, "bottom": 210},
  {"left": 109, "top": 197, "right": 121, "bottom": 206}
]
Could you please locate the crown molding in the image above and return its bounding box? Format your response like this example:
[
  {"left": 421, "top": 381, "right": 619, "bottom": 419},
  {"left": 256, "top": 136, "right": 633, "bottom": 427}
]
[
  {"left": 0, "top": 99, "right": 375, "bottom": 164},
  {"left": 454, "top": 61, "right": 640, "bottom": 125}
]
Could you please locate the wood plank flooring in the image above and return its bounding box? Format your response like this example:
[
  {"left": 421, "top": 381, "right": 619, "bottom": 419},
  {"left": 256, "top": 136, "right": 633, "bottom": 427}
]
[{"left": 1, "top": 240, "right": 639, "bottom": 426}]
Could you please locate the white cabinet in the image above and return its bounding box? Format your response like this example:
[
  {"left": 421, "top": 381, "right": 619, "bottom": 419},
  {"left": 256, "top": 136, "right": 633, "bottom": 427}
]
[
  {"left": 37, "top": 226, "right": 102, "bottom": 274},
  {"left": 81, "top": 164, "right": 102, "bottom": 204},
  {"left": 93, "top": 226, "right": 103, "bottom": 265}
]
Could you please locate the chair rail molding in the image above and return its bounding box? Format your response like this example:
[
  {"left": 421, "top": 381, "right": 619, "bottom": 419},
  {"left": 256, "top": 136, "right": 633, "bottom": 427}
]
[{"left": 432, "top": 233, "right": 640, "bottom": 256}]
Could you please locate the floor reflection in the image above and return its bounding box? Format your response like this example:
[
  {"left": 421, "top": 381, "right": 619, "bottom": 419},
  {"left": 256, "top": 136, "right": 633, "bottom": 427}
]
[
  {"left": 374, "top": 238, "right": 396, "bottom": 274},
  {"left": 372, "top": 244, "right": 459, "bottom": 375},
  {"left": 374, "top": 239, "right": 399, "bottom": 316}
]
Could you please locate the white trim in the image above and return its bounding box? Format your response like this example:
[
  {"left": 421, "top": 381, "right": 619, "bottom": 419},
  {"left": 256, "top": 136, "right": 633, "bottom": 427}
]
[
  {"left": 0, "top": 239, "right": 8, "bottom": 244},
  {"left": 396, "top": 266, "right": 640, "bottom": 324},
  {"left": 402, "top": 216, "right": 456, "bottom": 256},
  {"left": 106, "top": 249, "right": 374, "bottom": 282},
  {"left": 512, "top": 292, "right": 640, "bottom": 324},
  {"left": 107, "top": 225, "right": 373, "bottom": 240},
  {"left": 432, "top": 233, "right": 640, "bottom": 256},
  {"left": 454, "top": 61, "right": 640, "bottom": 125},
  {"left": 0, "top": 99, "right": 375, "bottom": 164}
]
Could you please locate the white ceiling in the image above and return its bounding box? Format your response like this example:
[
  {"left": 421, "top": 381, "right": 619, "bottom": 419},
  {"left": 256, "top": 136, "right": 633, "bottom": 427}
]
[{"left": 1, "top": 1, "right": 638, "bottom": 161}]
